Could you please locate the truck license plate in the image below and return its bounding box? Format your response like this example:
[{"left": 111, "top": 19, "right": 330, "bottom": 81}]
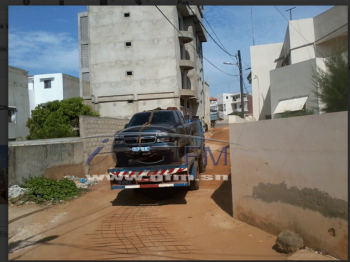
[{"left": 132, "top": 147, "right": 149, "bottom": 152}]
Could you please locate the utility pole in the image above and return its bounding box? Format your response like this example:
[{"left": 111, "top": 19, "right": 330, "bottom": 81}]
[
  {"left": 237, "top": 50, "right": 244, "bottom": 118},
  {"left": 286, "top": 7, "right": 296, "bottom": 20}
]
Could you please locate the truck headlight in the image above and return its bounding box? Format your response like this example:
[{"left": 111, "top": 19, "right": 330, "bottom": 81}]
[
  {"left": 156, "top": 131, "right": 172, "bottom": 142},
  {"left": 157, "top": 137, "right": 171, "bottom": 142}
]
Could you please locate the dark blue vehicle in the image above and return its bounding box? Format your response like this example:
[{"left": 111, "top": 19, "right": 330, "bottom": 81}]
[{"left": 110, "top": 108, "right": 206, "bottom": 190}]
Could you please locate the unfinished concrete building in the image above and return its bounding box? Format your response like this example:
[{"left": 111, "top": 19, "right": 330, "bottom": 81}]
[{"left": 78, "top": 6, "right": 209, "bottom": 126}]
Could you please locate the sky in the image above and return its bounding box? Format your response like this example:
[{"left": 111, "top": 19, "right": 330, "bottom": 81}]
[{"left": 8, "top": 5, "right": 333, "bottom": 98}]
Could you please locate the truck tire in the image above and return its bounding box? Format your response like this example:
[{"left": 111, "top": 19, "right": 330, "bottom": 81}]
[
  {"left": 189, "top": 160, "right": 200, "bottom": 190},
  {"left": 198, "top": 151, "right": 206, "bottom": 173},
  {"left": 116, "top": 154, "right": 129, "bottom": 167}
]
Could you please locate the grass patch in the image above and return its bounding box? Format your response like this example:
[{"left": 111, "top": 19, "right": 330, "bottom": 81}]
[{"left": 10, "top": 176, "right": 85, "bottom": 205}]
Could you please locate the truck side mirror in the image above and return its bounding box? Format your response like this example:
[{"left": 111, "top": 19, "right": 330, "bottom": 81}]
[{"left": 124, "top": 123, "right": 129, "bottom": 128}]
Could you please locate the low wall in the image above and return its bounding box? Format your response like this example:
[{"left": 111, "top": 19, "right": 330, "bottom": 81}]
[
  {"left": 8, "top": 138, "right": 84, "bottom": 186},
  {"left": 229, "top": 111, "right": 348, "bottom": 259},
  {"left": 79, "top": 116, "right": 130, "bottom": 175}
]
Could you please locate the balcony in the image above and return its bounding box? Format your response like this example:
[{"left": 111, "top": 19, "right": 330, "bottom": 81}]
[
  {"left": 180, "top": 89, "right": 196, "bottom": 98},
  {"left": 179, "top": 59, "right": 195, "bottom": 70},
  {"left": 178, "top": 30, "right": 193, "bottom": 43}
]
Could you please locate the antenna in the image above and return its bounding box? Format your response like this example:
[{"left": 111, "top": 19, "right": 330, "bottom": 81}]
[
  {"left": 285, "top": 7, "right": 296, "bottom": 20},
  {"left": 251, "top": 6, "right": 256, "bottom": 46}
]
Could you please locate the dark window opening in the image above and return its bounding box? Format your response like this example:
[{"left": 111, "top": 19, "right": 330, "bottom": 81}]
[
  {"left": 125, "top": 42, "right": 131, "bottom": 47},
  {"left": 180, "top": 98, "right": 184, "bottom": 107},
  {"left": 126, "top": 71, "right": 133, "bottom": 76},
  {"left": 127, "top": 100, "right": 133, "bottom": 103},
  {"left": 265, "top": 115, "right": 271, "bottom": 119},
  {"left": 124, "top": 13, "right": 130, "bottom": 17},
  {"left": 44, "top": 80, "right": 51, "bottom": 88}
]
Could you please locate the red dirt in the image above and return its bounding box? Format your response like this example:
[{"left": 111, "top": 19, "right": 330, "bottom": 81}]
[{"left": 8, "top": 126, "right": 288, "bottom": 260}]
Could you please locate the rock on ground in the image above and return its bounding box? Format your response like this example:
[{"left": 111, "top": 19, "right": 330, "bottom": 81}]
[
  {"left": 287, "top": 249, "right": 339, "bottom": 260},
  {"left": 275, "top": 230, "right": 304, "bottom": 253},
  {"left": 8, "top": 185, "right": 28, "bottom": 199}
]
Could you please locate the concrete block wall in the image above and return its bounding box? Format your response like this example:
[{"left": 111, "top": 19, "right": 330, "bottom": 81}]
[
  {"left": 8, "top": 138, "right": 84, "bottom": 186},
  {"left": 229, "top": 111, "right": 348, "bottom": 260},
  {"left": 79, "top": 116, "right": 130, "bottom": 174}
]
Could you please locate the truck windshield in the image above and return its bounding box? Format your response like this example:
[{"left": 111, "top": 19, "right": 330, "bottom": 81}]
[{"left": 128, "top": 111, "right": 175, "bottom": 126}]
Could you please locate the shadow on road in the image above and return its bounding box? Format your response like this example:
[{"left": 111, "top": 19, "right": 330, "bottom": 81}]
[
  {"left": 8, "top": 235, "right": 59, "bottom": 254},
  {"left": 111, "top": 187, "right": 188, "bottom": 206},
  {"left": 210, "top": 173, "right": 233, "bottom": 217}
]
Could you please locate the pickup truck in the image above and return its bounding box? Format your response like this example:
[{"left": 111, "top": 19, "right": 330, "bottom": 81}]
[
  {"left": 109, "top": 118, "right": 206, "bottom": 191},
  {"left": 112, "top": 107, "right": 195, "bottom": 167}
]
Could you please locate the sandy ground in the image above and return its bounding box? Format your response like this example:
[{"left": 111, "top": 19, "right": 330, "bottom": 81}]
[{"left": 8, "top": 126, "right": 288, "bottom": 260}]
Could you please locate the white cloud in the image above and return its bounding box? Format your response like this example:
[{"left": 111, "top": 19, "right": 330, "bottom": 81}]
[{"left": 9, "top": 30, "right": 79, "bottom": 75}]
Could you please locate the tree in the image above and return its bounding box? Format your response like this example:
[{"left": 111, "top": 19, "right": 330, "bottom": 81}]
[
  {"left": 312, "top": 44, "right": 348, "bottom": 113},
  {"left": 26, "top": 97, "right": 99, "bottom": 140}
]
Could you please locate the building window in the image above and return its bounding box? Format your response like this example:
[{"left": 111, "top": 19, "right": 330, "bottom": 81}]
[
  {"left": 265, "top": 115, "right": 271, "bottom": 119},
  {"left": 44, "top": 80, "right": 51, "bottom": 89},
  {"left": 124, "top": 13, "right": 130, "bottom": 17},
  {"left": 8, "top": 108, "right": 17, "bottom": 123},
  {"left": 234, "top": 104, "right": 237, "bottom": 110},
  {"left": 126, "top": 71, "right": 133, "bottom": 76},
  {"left": 180, "top": 98, "right": 184, "bottom": 107},
  {"left": 226, "top": 96, "right": 228, "bottom": 99},
  {"left": 181, "top": 72, "right": 185, "bottom": 89},
  {"left": 224, "top": 104, "right": 226, "bottom": 111},
  {"left": 178, "top": 16, "right": 182, "bottom": 30},
  {"left": 125, "top": 42, "right": 132, "bottom": 47},
  {"left": 127, "top": 100, "right": 133, "bottom": 103}
]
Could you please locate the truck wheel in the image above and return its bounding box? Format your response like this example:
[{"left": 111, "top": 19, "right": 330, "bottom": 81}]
[
  {"left": 189, "top": 160, "right": 200, "bottom": 190},
  {"left": 116, "top": 155, "right": 129, "bottom": 167},
  {"left": 198, "top": 151, "right": 206, "bottom": 173}
]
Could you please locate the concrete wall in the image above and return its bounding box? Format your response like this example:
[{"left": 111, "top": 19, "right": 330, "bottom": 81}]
[
  {"left": 79, "top": 115, "right": 129, "bottom": 175},
  {"left": 8, "top": 66, "right": 30, "bottom": 141},
  {"left": 288, "top": 18, "right": 316, "bottom": 64},
  {"left": 62, "top": 74, "right": 80, "bottom": 100},
  {"left": 270, "top": 58, "right": 319, "bottom": 117},
  {"left": 87, "top": 6, "right": 180, "bottom": 119},
  {"left": 313, "top": 6, "right": 348, "bottom": 46},
  {"left": 229, "top": 111, "right": 348, "bottom": 260},
  {"left": 80, "top": 6, "right": 208, "bottom": 123},
  {"left": 250, "top": 43, "right": 284, "bottom": 120},
  {"left": 8, "top": 138, "right": 84, "bottom": 186}
]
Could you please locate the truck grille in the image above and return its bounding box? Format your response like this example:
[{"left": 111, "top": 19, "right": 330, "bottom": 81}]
[{"left": 124, "top": 136, "right": 156, "bottom": 144}]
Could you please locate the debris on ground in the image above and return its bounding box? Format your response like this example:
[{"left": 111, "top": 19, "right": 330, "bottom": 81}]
[
  {"left": 8, "top": 185, "right": 28, "bottom": 199},
  {"left": 64, "top": 175, "right": 99, "bottom": 189},
  {"left": 287, "top": 249, "right": 339, "bottom": 260},
  {"left": 274, "top": 230, "right": 304, "bottom": 253}
]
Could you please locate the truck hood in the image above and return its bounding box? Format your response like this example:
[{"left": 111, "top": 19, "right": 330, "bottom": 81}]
[{"left": 116, "top": 124, "right": 176, "bottom": 135}]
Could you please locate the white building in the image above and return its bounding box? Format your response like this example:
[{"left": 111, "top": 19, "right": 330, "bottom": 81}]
[
  {"left": 249, "top": 6, "right": 348, "bottom": 120},
  {"left": 28, "top": 73, "right": 80, "bottom": 116},
  {"left": 217, "top": 92, "right": 252, "bottom": 119},
  {"left": 78, "top": 6, "right": 210, "bottom": 128}
]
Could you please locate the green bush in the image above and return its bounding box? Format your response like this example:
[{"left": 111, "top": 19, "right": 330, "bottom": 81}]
[
  {"left": 26, "top": 97, "right": 99, "bottom": 140},
  {"left": 16, "top": 176, "right": 83, "bottom": 204},
  {"left": 281, "top": 109, "right": 315, "bottom": 118}
]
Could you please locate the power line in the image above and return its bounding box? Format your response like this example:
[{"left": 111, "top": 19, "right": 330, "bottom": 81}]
[
  {"left": 187, "top": 5, "right": 237, "bottom": 62},
  {"left": 155, "top": 6, "right": 242, "bottom": 77}
]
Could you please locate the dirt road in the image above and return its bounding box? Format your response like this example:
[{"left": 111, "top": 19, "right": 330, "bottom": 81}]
[{"left": 8, "top": 127, "right": 288, "bottom": 260}]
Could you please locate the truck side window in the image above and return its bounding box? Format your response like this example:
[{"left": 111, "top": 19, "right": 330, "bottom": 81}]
[
  {"left": 173, "top": 111, "right": 180, "bottom": 124},
  {"left": 177, "top": 111, "right": 185, "bottom": 123}
]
